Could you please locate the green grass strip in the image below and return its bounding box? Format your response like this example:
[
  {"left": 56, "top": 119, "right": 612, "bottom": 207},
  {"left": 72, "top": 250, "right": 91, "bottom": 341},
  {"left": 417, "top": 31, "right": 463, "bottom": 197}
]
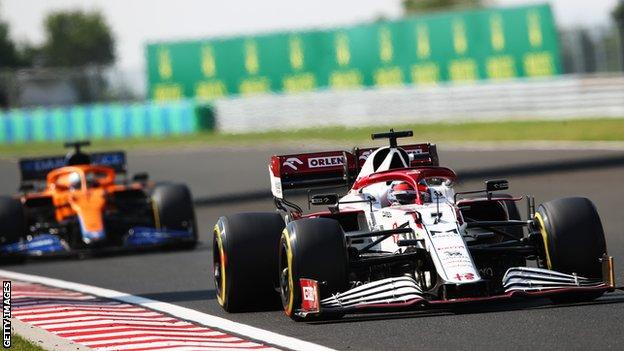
[{"left": 8, "top": 334, "right": 47, "bottom": 351}]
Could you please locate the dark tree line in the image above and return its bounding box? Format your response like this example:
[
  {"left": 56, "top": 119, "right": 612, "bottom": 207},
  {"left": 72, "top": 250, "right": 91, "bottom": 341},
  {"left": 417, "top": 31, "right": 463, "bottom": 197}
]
[
  {"left": 0, "top": 4, "right": 116, "bottom": 108},
  {"left": 0, "top": 9, "right": 28, "bottom": 67},
  {"left": 403, "top": 0, "right": 482, "bottom": 14},
  {"left": 0, "top": 6, "right": 115, "bottom": 69}
]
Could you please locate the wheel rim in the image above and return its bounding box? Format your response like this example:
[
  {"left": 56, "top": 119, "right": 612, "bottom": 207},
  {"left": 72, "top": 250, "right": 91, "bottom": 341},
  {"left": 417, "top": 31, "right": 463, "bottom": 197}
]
[
  {"left": 534, "top": 212, "right": 553, "bottom": 269},
  {"left": 213, "top": 246, "right": 222, "bottom": 291},
  {"left": 278, "top": 228, "right": 297, "bottom": 316},
  {"left": 213, "top": 234, "right": 222, "bottom": 296},
  {"left": 213, "top": 227, "right": 226, "bottom": 306},
  {"left": 279, "top": 239, "right": 291, "bottom": 310}
]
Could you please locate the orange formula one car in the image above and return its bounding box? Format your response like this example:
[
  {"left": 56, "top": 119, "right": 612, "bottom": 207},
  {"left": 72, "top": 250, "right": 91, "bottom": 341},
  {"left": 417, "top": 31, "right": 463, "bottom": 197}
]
[{"left": 0, "top": 142, "right": 197, "bottom": 259}]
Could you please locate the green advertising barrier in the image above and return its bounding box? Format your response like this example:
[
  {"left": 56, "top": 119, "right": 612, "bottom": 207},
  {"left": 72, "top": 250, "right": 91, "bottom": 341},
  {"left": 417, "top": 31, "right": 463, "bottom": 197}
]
[
  {"left": 147, "top": 4, "right": 561, "bottom": 101},
  {"left": 0, "top": 101, "right": 213, "bottom": 144}
]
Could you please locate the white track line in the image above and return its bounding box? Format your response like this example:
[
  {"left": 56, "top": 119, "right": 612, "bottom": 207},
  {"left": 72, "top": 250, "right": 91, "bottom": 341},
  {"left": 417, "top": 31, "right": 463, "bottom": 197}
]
[{"left": 0, "top": 269, "right": 335, "bottom": 351}]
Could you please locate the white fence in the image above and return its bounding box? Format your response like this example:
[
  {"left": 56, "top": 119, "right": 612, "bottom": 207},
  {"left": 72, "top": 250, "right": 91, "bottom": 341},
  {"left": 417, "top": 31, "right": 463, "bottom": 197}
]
[{"left": 214, "top": 74, "right": 624, "bottom": 133}]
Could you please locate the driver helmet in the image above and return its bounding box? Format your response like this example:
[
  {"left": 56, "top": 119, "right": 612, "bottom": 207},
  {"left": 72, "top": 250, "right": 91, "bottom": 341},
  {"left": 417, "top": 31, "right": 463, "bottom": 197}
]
[
  {"left": 388, "top": 182, "right": 417, "bottom": 205},
  {"left": 417, "top": 183, "right": 431, "bottom": 203},
  {"left": 68, "top": 172, "right": 81, "bottom": 190}
]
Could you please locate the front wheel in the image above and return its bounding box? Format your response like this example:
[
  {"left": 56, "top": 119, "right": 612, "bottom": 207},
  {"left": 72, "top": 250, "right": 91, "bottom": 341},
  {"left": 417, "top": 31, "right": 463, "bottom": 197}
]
[
  {"left": 535, "top": 197, "right": 607, "bottom": 302},
  {"left": 213, "top": 213, "right": 284, "bottom": 312},
  {"left": 279, "top": 218, "right": 348, "bottom": 321}
]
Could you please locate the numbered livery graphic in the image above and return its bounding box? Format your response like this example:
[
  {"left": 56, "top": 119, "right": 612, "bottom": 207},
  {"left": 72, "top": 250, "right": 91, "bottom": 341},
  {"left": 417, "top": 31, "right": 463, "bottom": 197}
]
[
  {"left": 213, "top": 130, "right": 618, "bottom": 320},
  {"left": 0, "top": 141, "right": 197, "bottom": 260}
]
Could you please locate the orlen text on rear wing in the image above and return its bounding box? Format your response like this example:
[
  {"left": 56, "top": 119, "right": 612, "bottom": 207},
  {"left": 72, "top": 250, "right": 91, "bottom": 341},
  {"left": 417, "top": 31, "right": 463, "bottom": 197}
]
[{"left": 268, "top": 143, "right": 438, "bottom": 199}]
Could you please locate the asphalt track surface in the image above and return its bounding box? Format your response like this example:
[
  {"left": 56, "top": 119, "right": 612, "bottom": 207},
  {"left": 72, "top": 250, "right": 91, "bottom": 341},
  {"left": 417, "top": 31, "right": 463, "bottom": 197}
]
[{"left": 2, "top": 146, "right": 624, "bottom": 350}]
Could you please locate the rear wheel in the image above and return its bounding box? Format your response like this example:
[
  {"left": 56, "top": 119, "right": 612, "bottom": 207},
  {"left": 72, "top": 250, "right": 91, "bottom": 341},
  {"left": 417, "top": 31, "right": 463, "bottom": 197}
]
[
  {"left": 151, "top": 184, "right": 197, "bottom": 248},
  {"left": 213, "top": 213, "right": 284, "bottom": 312},
  {"left": 279, "top": 218, "right": 348, "bottom": 321},
  {"left": 0, "top": 196, "right": 25, "bottom": 245},
  {"left": 535, "top": 197, "right": 607, "bottom": 302}
]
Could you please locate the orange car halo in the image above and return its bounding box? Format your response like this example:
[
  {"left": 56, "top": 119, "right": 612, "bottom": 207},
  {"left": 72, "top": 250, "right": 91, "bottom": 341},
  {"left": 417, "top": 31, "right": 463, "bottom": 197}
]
[{"left": 42, "top": 165, "right": 142, "bottom": 244}]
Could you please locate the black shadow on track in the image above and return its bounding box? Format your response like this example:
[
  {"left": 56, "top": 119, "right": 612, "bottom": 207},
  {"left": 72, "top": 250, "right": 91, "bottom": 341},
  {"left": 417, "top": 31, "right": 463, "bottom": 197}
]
[
  {"left": 307, "top": 292, "right": 624, "bottom": 325},
  {"left": 138, "top": 289, "right": 217, "bottom": 303}
]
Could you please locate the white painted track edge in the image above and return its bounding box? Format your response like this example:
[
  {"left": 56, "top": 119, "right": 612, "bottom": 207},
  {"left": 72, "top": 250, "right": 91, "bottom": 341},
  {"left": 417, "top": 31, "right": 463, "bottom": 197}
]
[{"left": 0, "top": 269, "right": 336, "bottom": 351}]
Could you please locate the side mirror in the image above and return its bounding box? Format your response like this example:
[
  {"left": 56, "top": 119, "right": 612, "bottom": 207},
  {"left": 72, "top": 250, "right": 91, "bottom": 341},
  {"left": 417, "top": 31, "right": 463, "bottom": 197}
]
[
  {"left": 133, "top": 172, "right": 149, "bottom": 183},
  {"left": 454, "top": 179, "right": 510, "bottom": 203},
  {"left": 485, "top": 179, "right": 509, "bottom": 192},
  {"left": 310, "top": 194, "right": 339, "bottom": 206}
]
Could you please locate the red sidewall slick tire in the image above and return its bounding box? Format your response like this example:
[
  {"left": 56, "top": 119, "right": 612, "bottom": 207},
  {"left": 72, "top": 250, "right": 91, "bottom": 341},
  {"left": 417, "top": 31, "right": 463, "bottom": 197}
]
[
  {"left": 0, "top": 196, "right": 25, "bottom": 245},
  {"left": 536, "top": 197, "right": 606, "bottom": 279},
  {"left": 213, "top": 212, "right": 284, "bottom": 312},
  {"left": 279, "top": 218, "right": 348, "bottom": 321}
]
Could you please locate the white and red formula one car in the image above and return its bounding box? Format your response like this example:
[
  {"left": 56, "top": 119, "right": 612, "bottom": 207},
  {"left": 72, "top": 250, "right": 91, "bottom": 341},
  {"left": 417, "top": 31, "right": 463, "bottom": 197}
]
[{"left": 213, "top": 130, "right": 618, "bottom": 321}]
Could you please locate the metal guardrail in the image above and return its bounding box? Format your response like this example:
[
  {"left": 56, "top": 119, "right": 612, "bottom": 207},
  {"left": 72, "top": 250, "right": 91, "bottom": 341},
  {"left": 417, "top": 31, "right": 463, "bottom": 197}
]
[{"left": 215, "top": 74, "right": 624, "bottom": 133}]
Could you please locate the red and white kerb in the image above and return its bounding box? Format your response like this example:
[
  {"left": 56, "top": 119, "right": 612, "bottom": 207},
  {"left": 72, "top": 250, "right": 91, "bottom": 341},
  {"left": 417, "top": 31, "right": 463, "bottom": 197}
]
[{"left": 6, "top": 278, "right": 279, "bottom": 351}]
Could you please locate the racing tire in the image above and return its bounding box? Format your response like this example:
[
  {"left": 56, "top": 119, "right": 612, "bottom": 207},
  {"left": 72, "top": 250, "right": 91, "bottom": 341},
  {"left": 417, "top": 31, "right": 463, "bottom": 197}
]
[
  {"left": 213, "top": 212, "right": 284, "bottom": 312},
  {"left": 0, "top": 196, "right": 25, "bottom": 245},
  {"left": 151, "top": 184, "right": 197, "bottom": 248},
  {"left": 279, "top": 218, "right": 348, "bottom": 321},
  {"left": 535, "top": 197, "right": 607, "bottom": 303}
]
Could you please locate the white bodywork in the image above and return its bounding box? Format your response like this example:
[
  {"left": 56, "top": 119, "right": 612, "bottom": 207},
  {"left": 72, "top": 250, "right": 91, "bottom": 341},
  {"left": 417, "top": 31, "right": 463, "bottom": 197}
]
[
  {"left": 268, "top": 144, "right": 610, "bottom": 315},
  {"left": 339, "top": 147, "right": 482, "bottom": 286}
]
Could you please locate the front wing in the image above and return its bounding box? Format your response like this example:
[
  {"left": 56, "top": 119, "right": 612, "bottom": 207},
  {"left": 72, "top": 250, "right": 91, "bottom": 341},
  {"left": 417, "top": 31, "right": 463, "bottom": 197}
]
[
  {"left": 295, "top": 264, "right": 619, "bottom": 318},
  {"left": 0, "top": 227, "right": 195, "bottom": 260}
]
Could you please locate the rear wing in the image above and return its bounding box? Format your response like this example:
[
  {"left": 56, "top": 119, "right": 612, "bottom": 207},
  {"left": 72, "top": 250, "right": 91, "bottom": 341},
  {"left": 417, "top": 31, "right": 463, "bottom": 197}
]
[
  {"left": 269, "top": 143, "right": 438, "bottom": 198},
  {"left": 19, "top": 151, "right": 127, "bottom": 184}
]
